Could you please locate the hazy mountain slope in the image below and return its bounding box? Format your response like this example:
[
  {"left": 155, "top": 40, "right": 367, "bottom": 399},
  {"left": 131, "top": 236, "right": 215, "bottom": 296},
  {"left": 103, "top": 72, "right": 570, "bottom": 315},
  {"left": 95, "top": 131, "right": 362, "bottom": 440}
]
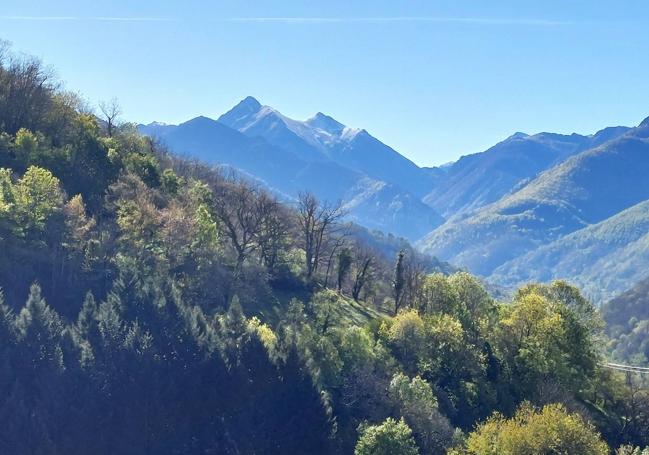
[
  {"left": 140, "top": 116, "right": 360, "bottom": 202},
  {"left": 490, "top": 199, "right": 649, "bottom": 302},
  {"left": 341, "top": 178, "right": 444, "bottom": 239},
  {"left": 140, "top": 115, "right": 445, "bottom": 239},
  {"left": 218, "top": 97, "right": 328, "bottom": 162},
  {"left": 419, "top": 119, "right": 649, "bottom": 276},
  {"left": 327, "top": 127, "right": 433, "bottom": 196},
  {"left": 219, "top": 97, "right": 433, "bottom": 196},
  {"left": 603, "top": 276, "right": 649, "bottom": 330},
  {"left": 601, "top": 277, "right": 649, "bottom": 362},
  {"left": 423, "top": 127, "right": 630, "bottom": 218}
]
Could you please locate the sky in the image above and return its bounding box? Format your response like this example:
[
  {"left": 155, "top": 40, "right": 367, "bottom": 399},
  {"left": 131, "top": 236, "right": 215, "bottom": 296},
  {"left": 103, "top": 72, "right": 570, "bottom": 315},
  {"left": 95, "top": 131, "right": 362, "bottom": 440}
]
[{"left": 2, "top": 1, "right": 649, "bottom": 166}]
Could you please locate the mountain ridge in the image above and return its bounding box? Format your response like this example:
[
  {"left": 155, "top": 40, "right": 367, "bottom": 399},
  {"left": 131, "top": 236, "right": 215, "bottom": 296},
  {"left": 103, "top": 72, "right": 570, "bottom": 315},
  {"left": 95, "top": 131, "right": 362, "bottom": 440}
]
[
  {"left": 140, "top": 104, "right": 445, "bottom": 240},
  {"left": 419, "top": 119, "right": 649, "bottom": 285},
  {"left": 423, "top": 126, "right": 631, "bottom": 218},
  {"left": 490, "top": 198, "right": 649, "bottom": 302},
  {"left": 218, "top": 97, "right": 431, "bottom": 196}
]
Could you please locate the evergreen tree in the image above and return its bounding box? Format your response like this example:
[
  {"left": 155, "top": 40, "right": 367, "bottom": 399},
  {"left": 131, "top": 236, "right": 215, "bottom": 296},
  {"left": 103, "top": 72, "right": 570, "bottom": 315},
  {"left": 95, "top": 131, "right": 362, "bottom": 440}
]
[
  {"left": 393, "top": 250, "right": 406, "bottom": 315},
  {"left": 275, "top": 347, "right": 334, "bottom": 454},
  {"left": 15, "top": 283, "right": 65, "bottom": 369}
]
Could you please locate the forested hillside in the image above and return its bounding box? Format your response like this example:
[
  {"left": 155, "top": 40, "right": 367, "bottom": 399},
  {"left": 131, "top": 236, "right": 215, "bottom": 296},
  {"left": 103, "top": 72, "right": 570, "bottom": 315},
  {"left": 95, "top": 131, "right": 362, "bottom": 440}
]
[
  {"left": 490, "top": 199, "right": 649, "bottom": 302},
  {"left": 422, "top": 127, "right": 629, "bottom": 218},
  {"left": 419, "top": 122, "right": 649, "bottom": 298},
  {"left": 603, "top": 277, "right": 649, "bottom": 364},
  {"left": 1, "top": 42, "right": 648, "bottom": 454}
]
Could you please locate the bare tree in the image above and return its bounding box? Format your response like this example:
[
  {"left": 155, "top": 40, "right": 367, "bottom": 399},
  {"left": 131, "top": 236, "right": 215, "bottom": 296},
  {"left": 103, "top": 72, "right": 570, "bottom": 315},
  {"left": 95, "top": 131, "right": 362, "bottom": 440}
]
[
  {"left": 336, "top": 247, "right": 352, "bottom": 292},
  {"left": 0, "top": 42, "right": 58, "bottom": 136},
  {"left": 406, "top": 257, "right": 427, "bottom": 306},
  {"left": 395, "top": 251, "right": 427, "bottom": 313},
  {"left": 257, "top": 203, "right": 291, "bottom": 274},
  {"left": 213, "top": 182, "right": 278, "bottom": 275},
  {"left": 0, "top": 39, "right": 10, "bottom": 64},
  {"left": 351, "top": 244, "right": 376, "bottom": 302},
  {"left": 297, "top": 192, "right": 344, "bottom": 280},
  {"left": 617, "top": 376, "right": 649, "bottom": 443},
  {"left": 323, "top": 235, "right": 345, "bottom": 288},
  {"left": 99, "top": 98, "right": 121, "bottom": 137}
]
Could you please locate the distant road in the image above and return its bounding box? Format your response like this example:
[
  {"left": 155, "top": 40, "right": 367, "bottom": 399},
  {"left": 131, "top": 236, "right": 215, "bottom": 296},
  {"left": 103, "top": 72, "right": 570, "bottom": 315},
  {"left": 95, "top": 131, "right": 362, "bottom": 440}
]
[{"left": 603, "top": 362, "right": 649, "bottom": 374}]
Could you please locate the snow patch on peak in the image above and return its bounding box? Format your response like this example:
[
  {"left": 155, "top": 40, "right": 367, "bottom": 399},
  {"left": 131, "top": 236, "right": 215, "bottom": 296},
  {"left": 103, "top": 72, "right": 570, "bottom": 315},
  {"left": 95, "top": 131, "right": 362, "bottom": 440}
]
[
  {"left": 340, "top": 127, "right": 363, "bottom": 141},
  {"left": 218, "top": 96, "right": 263, "bottom": 129},
  {"left": 508, "top": 132, "right": 529, "bottom": 140},
  {"left": 306, "top": 112, "right": 345, "bottom": 134},
  {"left": 219, "top": 97, "right": 369, "bottom": 154},
  {"left": 233, "top": 105, "right": 288, "bottom": 133},
  {"left": 257, "top": 105, "right": 281, "bottom": 117}
]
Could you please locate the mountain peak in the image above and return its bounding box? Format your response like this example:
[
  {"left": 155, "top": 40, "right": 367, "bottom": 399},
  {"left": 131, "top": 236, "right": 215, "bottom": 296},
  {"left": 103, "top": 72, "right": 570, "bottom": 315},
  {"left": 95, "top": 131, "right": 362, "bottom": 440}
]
[
  {"left": 239, "top": 96, "right": 262, "bottom": 110},
  {"left": 306, "top": 112, "right": 345, "bottom": 133},
  {"left": 183, "top": 115, "right": 219, "bottom": 127},
  {"left": 640, "top": 115, "right": 649, "bottom": 128},
  {"left": 218, "top": 96, "right": 263, "bottom": 128},
  {"left": 508, "top": 132, "right": 529, "bottom": 140},
  {"left": 147, "top": 121, "right": 169, "bottom": 127}
]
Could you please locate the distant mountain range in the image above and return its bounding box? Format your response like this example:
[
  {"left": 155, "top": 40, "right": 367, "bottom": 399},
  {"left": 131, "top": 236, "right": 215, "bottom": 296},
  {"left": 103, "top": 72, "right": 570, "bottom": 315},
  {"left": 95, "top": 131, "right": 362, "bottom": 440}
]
[
  {"left": 140, "top": 97, "right": 442, "bottom": 239},
  {"left": 141, "top": 98, "right": 649, "bottom": 303},
  {"left": 420, "top": 117, "right": 649, "bottom": 302},
  {"left": 423, "top": 127, "right": 630, "bottom": 218}
]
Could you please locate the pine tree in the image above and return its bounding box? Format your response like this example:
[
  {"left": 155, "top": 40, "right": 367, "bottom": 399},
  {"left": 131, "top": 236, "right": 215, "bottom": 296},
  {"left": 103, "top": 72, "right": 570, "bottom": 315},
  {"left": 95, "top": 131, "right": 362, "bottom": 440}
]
[
  {"left": 0, "top": 291, "right": 16, "bottom": 392},
  {"left": 274, "top": 347, "right": 333, "bottom": 455},
  {"left": 76, "top": 291, "right": 98, "bottom": 336},
  {"left": 15, "top": 283, "right": 65, "bottom": 369},
  {"left": 393, "top": 250, "right": 406, "bottom": 316}
]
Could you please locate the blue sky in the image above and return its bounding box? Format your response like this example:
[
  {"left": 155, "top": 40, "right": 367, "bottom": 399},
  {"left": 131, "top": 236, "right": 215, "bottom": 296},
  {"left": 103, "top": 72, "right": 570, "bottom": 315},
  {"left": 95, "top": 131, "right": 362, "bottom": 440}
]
[{"left": 2, "top": 1, "right": 649, "bottom": 166}]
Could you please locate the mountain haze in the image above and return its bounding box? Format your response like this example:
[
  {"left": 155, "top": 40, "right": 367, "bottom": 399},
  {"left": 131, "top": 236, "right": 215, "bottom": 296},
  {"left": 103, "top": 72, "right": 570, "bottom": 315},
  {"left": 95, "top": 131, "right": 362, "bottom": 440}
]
[
  {"left": 602, "top": 276, "right": 649, "bottom": 362},
  {"left": 419, "top": 118, "right": 649, "bottom": 283},
  {"left": 142, "top": 98, "right": 649, "bottom": 305},
  {"left": 423, "top": 127, "right": 630, "bottom": 218},
  {"left": 218, "top": 97, "right": 432, "bottom": 196},
  {"left": 140, "top": 98, "right": 444, "bottom": 240},
  {"left": 491, "top": 199, "right": 649, "bottom": 302},
  {"left": 141, "top": 115, "right": 360, "bottom": 202}
]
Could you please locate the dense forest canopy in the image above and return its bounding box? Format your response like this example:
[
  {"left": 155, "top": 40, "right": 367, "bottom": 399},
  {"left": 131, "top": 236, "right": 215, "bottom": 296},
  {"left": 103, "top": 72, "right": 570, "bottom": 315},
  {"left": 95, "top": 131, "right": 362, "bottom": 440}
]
[{"left": 0, "top": 41, "right": 647, "bottom": 454}]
